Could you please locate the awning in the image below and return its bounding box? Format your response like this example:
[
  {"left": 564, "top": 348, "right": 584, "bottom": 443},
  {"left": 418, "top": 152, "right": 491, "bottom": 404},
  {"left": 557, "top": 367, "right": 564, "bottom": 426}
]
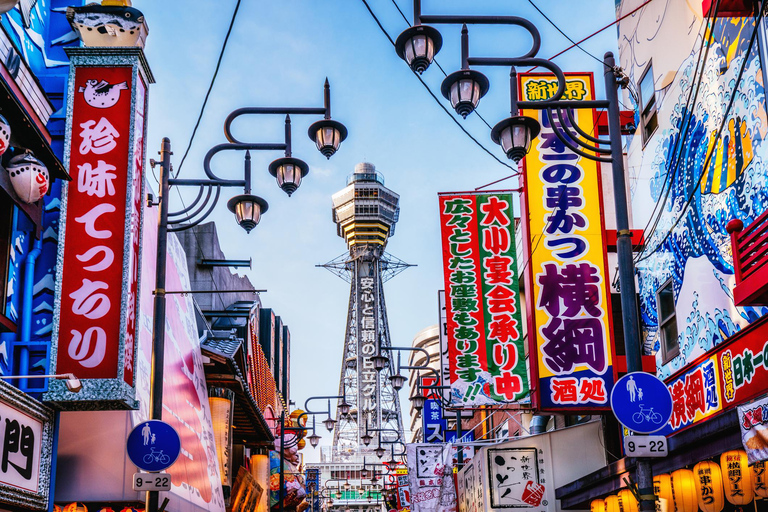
[{"left": 201, "top": 331, "right": 275, "bottom": 448}]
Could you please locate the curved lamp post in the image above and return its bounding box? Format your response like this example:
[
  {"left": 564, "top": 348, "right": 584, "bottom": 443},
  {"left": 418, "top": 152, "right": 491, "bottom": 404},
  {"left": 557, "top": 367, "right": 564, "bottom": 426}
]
[{"left": 394, "top": 2, "right": 648, "bottom": 509}]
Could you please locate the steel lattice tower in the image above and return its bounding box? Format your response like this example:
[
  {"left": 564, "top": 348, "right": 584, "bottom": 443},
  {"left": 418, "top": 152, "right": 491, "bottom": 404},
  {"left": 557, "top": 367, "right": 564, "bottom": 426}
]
[{"left": 320, "top": 162, "right": 410, "bottom": 463}]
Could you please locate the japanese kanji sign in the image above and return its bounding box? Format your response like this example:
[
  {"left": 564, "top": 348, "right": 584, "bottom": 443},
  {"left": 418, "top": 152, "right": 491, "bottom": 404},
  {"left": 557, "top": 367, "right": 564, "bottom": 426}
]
[
  {"left": 438, "top": 192, "right": 528, "bottom": 406},
  {"left": 520, "top": 73, "right": 616, "bottom": 411},
  {"left": 49, "top": 49, "right": 151, "bottom": 408},
  {"left": 406, "top": 443, "right": 457, "bottom": 512},
  {"left": 357, "top": 260, "right": 380, "bottom": 438},
  {"left": 739, "top": 395, "right": 768, "bottom": 463}
]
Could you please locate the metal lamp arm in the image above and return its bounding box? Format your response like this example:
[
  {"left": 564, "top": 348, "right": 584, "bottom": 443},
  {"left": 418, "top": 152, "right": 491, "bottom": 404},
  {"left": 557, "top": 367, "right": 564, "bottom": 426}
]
[{"left": 304, "top": 394, "right": 344, "bottom": 415}]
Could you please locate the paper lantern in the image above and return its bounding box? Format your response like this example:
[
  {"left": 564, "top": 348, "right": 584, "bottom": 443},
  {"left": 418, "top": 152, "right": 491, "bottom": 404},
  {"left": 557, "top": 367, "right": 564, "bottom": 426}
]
[
  {"left": 720, "top": 450, "right": 754, "bottom": 505},
  {"left": 98, "top": 508, "right": 115, "bottom": 512},
  {"left": 209, "top": 387, "right": 235, "bottom": 488},
  {"left": 54, "top": 506, "right": 62, "bottom": 512},
  {"left": 605, "top": 495, "right": 621, "bottom": 512},
  {"left": 290, "top": 409, "right": 307, "bottom": 428},
  {"left": 0, "top": 114, "right": 10, "bottom": 156},
  {"left": 251, "top": 454, "right": 270, "bottom": 512},
  {"left": 694, "top": 461, "right": 724, "bottom": 512},
  {"left": 671, "top": 469, "right": 698, "bottom": 512},
  {"left": 618, "top": 489, "right": 638, "bottom": 512},
  {"left": 63, "top": 504, "right": 88, "bottom": 512},
  {"left": 118, "top": 508, "right": 140, "bottom": 512},
  {"left": 753, "top": 460, "right": 768, "bottom": 498},
  {"left": 654, "top": 473, "right": 673, "bottom": 506},
  {"left": 591, "top": 499, "right": 607, "bottom": 512},
  {"left": 6, "top": 153, "right": 49, "bottom": 203}
]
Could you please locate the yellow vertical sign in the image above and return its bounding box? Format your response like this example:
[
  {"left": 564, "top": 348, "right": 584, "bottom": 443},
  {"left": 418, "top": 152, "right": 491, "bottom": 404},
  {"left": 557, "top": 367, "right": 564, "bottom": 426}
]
[{"left": 520, "top": 73, "right": 615, "bottom": 411}]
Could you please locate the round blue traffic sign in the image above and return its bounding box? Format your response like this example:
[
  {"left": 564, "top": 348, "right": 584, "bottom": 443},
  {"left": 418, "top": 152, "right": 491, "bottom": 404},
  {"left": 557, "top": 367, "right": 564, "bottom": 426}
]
[
  {"left": 610, "top": 372, "right": 673, "bottom": 434},
  {"left": 127, "top": 420, "right": 181, "bottom": 472}
]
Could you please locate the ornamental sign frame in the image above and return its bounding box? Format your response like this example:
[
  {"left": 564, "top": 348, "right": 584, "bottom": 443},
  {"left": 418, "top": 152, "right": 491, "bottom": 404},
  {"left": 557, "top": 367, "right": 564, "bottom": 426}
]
[
  {"left": 0, "top": 380, "right": 54, "bottom": 510},
  {"left": 438, "top": 191, "right": 529, "bottom": 407},
  {"left": 519, "top": 72, "right": 617, "bottom": 412},
  {"left": 46, "top": 47, "right": 154, "bottom": 409}
]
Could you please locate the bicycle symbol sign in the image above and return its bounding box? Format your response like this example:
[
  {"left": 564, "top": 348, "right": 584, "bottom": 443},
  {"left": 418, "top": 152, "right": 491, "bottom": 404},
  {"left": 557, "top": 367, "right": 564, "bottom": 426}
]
[
  {"left": 126, "top": 420, "right": 181, "bottom": 472},
  {"left": 610, "top": 372, "right": 673, "bottom": 434}
]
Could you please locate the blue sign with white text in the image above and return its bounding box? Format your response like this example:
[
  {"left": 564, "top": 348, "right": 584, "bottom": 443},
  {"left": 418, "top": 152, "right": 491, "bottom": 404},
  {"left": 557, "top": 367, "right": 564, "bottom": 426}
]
[
  {"left": 126, "top": 420, "right": 181, "bottom": 472},
  {"left": 423, "top": 399, "right": 447, "bottom": 443},
  {"left": 610, "top": 372, "right": 673, "bottom": 434}
]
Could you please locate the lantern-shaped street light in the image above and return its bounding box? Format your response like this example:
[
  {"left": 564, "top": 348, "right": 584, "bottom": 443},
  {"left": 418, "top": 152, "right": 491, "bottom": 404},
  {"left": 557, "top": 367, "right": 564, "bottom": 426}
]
[
  {"left": 490, "top": 115, "right": 541, "bottom": 164},
  {"left": 227, "top": 194, "right": 268, "bottom": 233},
  {"left": 440, "top": 25, "right": 489, "bottom": 119},
  {"left": 389, "top": 373, "right": 407, "bottom": 391},
  {"left": 361, "top": 432, "right": 374, "bottom": 447},
  {"left": 323, "top": 416, "right": 337, "bottom": 432},
  {"left": 395, "top": 24, "right": 443, "bottom": 74},
  {"left": 374, "top": 445, "right": 386, "bottom": 459},
  {"left": 339, "top": 397, "right": 352, "bottom": 417},
  {"left": 410, "top": 394, "right": 426, "bottom": 411},
  {"left": 308, "top": 432, "right": 321, "bottom": 448},
  {"left": 268, "top": 157, "right": 309, "bottom": 197},
  {"left": 308, "top": 78, "right": 348, "bottom": 159},
  {"left": 372, "top": 354, "right": 389, "bottom": 372}
]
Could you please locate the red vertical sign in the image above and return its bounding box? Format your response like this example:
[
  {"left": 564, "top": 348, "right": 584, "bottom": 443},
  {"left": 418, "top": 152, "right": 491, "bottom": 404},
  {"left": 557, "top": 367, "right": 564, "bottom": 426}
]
[{"left": 57, "top": 66, "right": 140, "bottom": 379}]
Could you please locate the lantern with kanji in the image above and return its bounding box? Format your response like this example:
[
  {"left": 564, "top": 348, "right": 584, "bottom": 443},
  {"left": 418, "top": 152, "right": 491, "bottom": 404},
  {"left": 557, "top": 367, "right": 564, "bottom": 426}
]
[
  {"left": 671, "top": 469, "right": 698, "bottom": 512},
  {"left": 6, "top": 152, "right": 49, "bottom": 203},
  {"left": 618, "top": 489, "right": 638, "bottom": 512},
  {"left": 694, "top": 461, "right": 724, "bottom": 512},
  {"left": 605, "top": 495, "right": 621, "bottom": 512},
  {"left": 753, "top": 460, "right": 768, "bottom": 498},
  {"left": 591, "top": 498, "right": 607, "bottom": 512},
  {"left": 655, "top": 473, "right": 673, "bottom": 507},
  {"left": 721, "top": 450, "right": 754, "bottom": 505}
]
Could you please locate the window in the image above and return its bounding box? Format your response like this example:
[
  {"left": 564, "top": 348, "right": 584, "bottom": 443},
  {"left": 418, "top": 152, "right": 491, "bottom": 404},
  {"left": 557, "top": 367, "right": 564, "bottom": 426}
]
[
  {"left": 657, "top": 279, "right": 679, "bottom": 363},
  {"left": 638, "top": 63, "right": 658, "bottom": 144}
]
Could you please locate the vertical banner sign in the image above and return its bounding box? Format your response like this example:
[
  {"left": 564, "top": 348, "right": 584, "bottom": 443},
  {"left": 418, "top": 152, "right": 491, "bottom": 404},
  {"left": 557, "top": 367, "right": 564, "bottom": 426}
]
[
  {"left": 357, "top": 259, "right": 380, "bottom": 437},
  {"left": 439, "top": 192, "right": 528, "bottom": 406},
  {"left": 48, "top": 48, "right": 152, "bottom": 408},
  {"left": 520, "top": 72, "right": 616, "bottom": 411}
]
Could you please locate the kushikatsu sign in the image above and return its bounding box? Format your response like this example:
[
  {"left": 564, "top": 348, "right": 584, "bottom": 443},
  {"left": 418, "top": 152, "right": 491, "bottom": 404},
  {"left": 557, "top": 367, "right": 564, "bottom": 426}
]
[
  {"left": 438, "top": 191, "right": 528, "bottom": 406},
  {"left": 520, "top": 72, "right": 616, "bottom": 412},
  {"left": 48, "top": 48, "right": 151, "bottom": 408}
]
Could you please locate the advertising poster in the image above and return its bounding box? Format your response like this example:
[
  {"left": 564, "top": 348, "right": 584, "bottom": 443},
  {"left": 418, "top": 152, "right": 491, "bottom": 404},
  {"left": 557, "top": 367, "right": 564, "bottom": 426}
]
[
  {"left": 438, "top": 192, "right": 528, "bottom": 407},
  {"left": 519, "top": 72, "right": 616, "bottom": 412},
  {"left": 738, "top": 395, "right": 768, "bottom": 463},
  {"left": 406, "top": 444, "right": 457, "bottom": 512}
]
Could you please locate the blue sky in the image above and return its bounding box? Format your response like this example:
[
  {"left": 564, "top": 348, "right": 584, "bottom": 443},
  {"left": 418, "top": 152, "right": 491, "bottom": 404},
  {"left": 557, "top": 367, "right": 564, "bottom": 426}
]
[{"left": 137, "top": 0, "right": 619, "bottom": 457}]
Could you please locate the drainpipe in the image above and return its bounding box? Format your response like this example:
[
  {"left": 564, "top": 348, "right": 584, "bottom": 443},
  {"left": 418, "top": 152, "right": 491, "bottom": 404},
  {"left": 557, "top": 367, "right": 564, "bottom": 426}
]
[
  {"left": 529, "top": 415, "right": 551, "bottom": 435},
  {"left": 19, "top": 238, "right": 42, "bottom": 392}
]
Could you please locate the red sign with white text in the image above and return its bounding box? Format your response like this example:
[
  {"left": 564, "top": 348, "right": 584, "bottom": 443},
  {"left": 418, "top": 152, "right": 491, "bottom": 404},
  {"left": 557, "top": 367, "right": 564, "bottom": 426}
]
[{"left": 58, "top": 66, "right": 140, "bottom": 379}]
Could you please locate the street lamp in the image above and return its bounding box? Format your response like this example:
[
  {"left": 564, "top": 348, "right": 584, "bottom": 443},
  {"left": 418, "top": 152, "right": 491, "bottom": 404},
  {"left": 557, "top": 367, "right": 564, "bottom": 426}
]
[
  {"left": 371, "top": 354, "right": 389, "bottom": 372},
  {"left": 374, "top": 445, "right": 386, "bottom": 459},
  {"left": 308, "top": 432, "right": 321, "bottom": 448},
  {"left": 395, "top": 3, "right": 649, "bottom": 509},
  {"left": 339, "top": 396, "right": 352, "bottom": 417},
  {"left": 409, "top": 394, "right": 426, "bottom": 411},
  {"left": 389, "top": 373, "right": 406, "bottom": 391},
  {"left": 323, "top": 417, "right": 337, "bottom": 432},
  {"left": 394, "top": 23, "right": 442, "bottom": 74},
  {"left": 361, "top": 432, "right": 374, "bottom": 447}
]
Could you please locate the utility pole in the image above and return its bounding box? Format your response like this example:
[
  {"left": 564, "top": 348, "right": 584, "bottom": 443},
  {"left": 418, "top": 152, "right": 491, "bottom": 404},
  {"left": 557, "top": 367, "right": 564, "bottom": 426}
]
[{"left": 603, "top": 52, "right": 654, "bottom": 512}]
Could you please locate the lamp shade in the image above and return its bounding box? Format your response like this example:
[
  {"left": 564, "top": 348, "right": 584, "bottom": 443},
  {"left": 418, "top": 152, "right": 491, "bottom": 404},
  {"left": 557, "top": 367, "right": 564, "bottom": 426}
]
[
  {"left": 209, "top": 387, "right": 235, "bottom": 488},
  {"left": 671, "top": 469, "right": 698, "bottom": 512},
  {"left": 308, "top": 433, "right": 321, "bottom": 448},
  {"left": 654, "top": 473, "right": 673, "bottom": 506},
  {"left": 389, "top": 373, "right": 406, "bottom": 390},
  {"left": 491, "top": 116, "right": 542, "bottom": 163},
  {"left": 227, "top": 193, "right": 268, "bottom": 233},
  {"left": 440, "top": 69, "right": 489, "bottom": 119},
  {"left": 752, "top": 460, "right": 768, "bottom": 497},
  {"left": 323, "top": 417, "right": 336, "bottom": 432},
  {"left": 394, "top": 24, "right": 443, "bottom": 74},
  {"left": 410, "top": 394, "right": 426, "bottom": 411},
  {"left": 604, "top": 495, "right": 620, "bottom": 512},
  {"left": 308, "top": 119, "right": 348, "bottom": 159},
  {"left": 250, "top": 454, "right": 270, "bottom": 512},
  {"left": 720, "top": 450, "right": 754, "bottom": 505},
  {"left": 694, "top": 461, "right": 724, "bottom": 512},
  {"left": 268, "top": 156, "right": 309, "bottom": 196},
  {"left": 6, "top": 153, "right": 50, "bottom": 203},
  {"left": 590, "top": 499, "right": 606, "bottom": 512},
  {"left": 618, "top": 489, "right": 638, "bottom": 512}
]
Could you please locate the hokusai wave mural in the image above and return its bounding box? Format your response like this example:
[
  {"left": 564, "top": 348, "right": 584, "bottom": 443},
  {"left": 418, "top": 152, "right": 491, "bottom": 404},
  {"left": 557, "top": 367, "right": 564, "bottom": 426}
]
[{"left": 622, "top": 10, "right": 768, "bottom": 379}]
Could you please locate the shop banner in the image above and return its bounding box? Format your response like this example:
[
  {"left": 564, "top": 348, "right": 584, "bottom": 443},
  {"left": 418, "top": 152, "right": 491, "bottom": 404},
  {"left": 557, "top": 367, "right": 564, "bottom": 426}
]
[
  {"left": 48, "top": 48, "right": 150, "bottom": 408},
  {"left": 406, "top": 443, "right": 457, "bottom": 512},
  {"left": 520, "top": 72, "right": 616, "bottom": 412},
  {"left": 422, "top": 376, "right": 447, "bottom": 444},
  {"left": 397, "top": 468, "right": 411, "bottom": 510},
  {"left": 438, "top": 192, "right": 528, "bottom": 406},
  {"left": 738, "top": 395, "right": 768, "bottom": 463},
  {"left": 651, "top": 316, "right": 768, "bottom": 437}
]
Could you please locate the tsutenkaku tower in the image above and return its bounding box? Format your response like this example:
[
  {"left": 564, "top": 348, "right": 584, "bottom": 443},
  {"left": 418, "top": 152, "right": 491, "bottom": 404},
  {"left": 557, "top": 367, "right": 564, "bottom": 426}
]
[{"left": 321, "top": 162, "right": 409, "bottom": 462}]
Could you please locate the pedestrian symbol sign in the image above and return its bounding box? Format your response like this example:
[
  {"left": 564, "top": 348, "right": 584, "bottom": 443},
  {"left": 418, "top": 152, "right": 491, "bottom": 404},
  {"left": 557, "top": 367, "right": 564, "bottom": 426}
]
[
  {"left": 610, "top": 372, "right": 672, "bottom": 434},
  {"left": 126, "top": 420, "right": 181, "bottom": 472}
]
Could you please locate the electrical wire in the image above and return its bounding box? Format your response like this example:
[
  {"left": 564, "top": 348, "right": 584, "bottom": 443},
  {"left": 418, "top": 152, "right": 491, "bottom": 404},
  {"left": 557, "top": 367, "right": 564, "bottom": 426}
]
[
  {"left": 368, "top": 0, "right": 518, "bottom": 172},
  {"left": 636, "top": 4, "right": 763, "bottom": 264},
  {"left": 174, "top": 0, "right": 243, "bottom": 178}
]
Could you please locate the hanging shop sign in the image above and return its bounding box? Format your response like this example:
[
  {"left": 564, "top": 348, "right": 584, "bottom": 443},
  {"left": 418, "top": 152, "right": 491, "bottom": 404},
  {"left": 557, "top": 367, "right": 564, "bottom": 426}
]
[
  {"left": 652, "top": 315, "right": 768, "bottom": 436},
  {"left": 438, "top": 191, "right": 528, "bottom": 406},
  {"left": 720, "top": 450, "right": 753, "bottom": 505},
  {"left": 519, "top": 72, "right": 616, "bottom": 412},
  {"left": 421, "top": 376, "right": 447, "bottom": 444},
  {"left": 738, "top": 395, "right": 768, "bottom": 463},
  {"left": 0, "top": 380, "right": 54, "bottom": 510},
  {"left": 405, "top": 444, "right": 456, "bottom": 512},
  {"left": 47, "top": 47, "right": 152, "bottom": 409},
  {"left": 753, "top": 461, "right": 768, "bottom": 497}
]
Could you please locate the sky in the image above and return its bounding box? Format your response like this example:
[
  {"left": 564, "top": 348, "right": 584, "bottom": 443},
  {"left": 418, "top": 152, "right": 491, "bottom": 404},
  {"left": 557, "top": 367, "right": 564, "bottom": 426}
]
[{"left": 136, "top": 0, "right": 620, "bottom": 460}]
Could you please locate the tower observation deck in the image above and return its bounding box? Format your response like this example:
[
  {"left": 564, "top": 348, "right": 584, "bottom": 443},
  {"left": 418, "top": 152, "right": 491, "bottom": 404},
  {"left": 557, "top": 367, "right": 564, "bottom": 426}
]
[{"left": 321, "top": 162, "right": 409, "bottom": 463}]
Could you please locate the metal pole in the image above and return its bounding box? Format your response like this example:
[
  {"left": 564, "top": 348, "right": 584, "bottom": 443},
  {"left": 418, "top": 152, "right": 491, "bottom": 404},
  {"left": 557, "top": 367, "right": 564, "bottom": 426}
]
[
  {"left": 603, "top": 52, "right": 654, "bottom": 512},
  {"left": 280, "top": 410, "right": 286, "bottom": 512},
  {"left": 455, "top": 416, "right": 464, "bottom": 467},
  {"left": 146, "top": 137, "right": 172, "bottom": 512}
]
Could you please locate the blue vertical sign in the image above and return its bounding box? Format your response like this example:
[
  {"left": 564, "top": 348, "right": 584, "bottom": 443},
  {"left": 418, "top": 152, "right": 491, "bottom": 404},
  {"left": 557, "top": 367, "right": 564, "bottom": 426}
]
[{"left": 423, "top": 399, "right": 447, "bottom": 443}]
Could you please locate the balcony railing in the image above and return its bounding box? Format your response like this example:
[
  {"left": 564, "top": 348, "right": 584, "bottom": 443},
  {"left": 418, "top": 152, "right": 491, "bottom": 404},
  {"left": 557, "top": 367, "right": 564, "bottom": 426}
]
[{"left": 727, "top": 211, "right": 768, "bottom": 306}]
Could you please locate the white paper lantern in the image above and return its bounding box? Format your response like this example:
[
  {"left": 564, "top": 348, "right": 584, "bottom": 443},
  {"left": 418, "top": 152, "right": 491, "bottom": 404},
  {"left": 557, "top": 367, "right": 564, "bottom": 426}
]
[
  {"left": 0, "top": 114, "right": 10, "bottom": 157},
  {"left": 6, "top": 153, "right": 49, "bottom": 203}
]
